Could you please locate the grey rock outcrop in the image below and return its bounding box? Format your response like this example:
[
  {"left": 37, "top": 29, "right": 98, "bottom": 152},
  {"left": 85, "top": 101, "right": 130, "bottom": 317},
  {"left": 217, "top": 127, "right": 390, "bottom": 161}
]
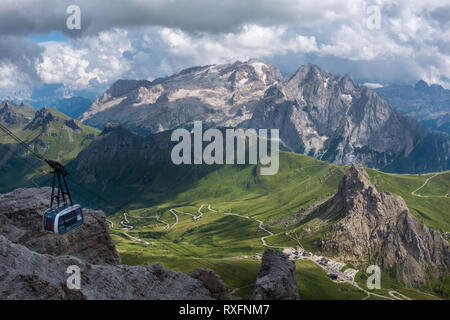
[
  {"left": 252, "top": 249, "right": 299, "bottom": 300},
  {"left": 316, "top": 165, "right": 450, "bottom": 286},
  {"left": 0, "top": 100, "right": 34, "bottom": 127},
  {"left": 190, "top": 268, "right": 234, "bottom": 300},
  {"left": 0, "top": 235, "right": 217, "bottom": 300},
  {"left": 0, "top": 187, "right": 120, "bottom": 265},
  {"left": 0, "top": 187, "right": 235, "bottom": 300}
]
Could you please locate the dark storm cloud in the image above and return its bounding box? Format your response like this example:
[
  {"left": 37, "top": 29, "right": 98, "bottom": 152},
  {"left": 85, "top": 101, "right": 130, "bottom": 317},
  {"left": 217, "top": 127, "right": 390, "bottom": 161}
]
[
  {"left": 0, "top": 0, "right": 449, "bottom": 95},
  {"left": 0, "top": 36, "right": 43, "bottom": 82},
  {"left": 429, "top": 5, "right": 450, "bottom": 25},
  {"left": 0, "top": 0, "right": 348, "bottom": 36}
]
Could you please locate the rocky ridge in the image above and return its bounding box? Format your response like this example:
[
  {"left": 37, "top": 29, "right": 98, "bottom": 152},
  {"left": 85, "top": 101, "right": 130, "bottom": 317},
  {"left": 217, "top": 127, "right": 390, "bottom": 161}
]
[
  {"left": 79, "top": 61, "right": 450, "bottom": 173},
  {"left": 0, "top": 187, "right": 300, "bottom": 300},
  {"left": 315, "top": 165, "right": 449, "bottom": 286},
  {"left": 0, "top": 187, "right": 120, "bottom": 265},
  {"left": 80, "top": 59, "right": 282, "bottom": 134},
  {"left": 0, "top": 188, "right": 229, "bottom": 299}
]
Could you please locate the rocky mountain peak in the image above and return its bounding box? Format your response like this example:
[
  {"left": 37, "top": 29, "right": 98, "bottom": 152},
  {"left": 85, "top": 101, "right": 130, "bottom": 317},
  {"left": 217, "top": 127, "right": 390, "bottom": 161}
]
[
  {"left": 100, "top": 122, "right": 134, "bottom": 136},
  {"left": 106, "top": 79, "right": 152, "bottom": 98},
  {"left": 288, "top": 63, "right": 329, "bottom": 85},
  {"left": 0, "top": 100, "right": 18, "bottom": 116},
  {"left": 252, "top": 249, "right": 300, "bottom": 300},
  {"left": 315, "top": 166, "right": 449, "bottom": 286},
  {"left": 337, "top": 164, "right": 374, "bottom": 197},
  {"left": 34, "top": 107, "right": 55, "bottom": 120},
  {"left": 414, "top": 80, "right": 429, "bottom": 91},
  {"left": 1, "top": 100, "right": 16, "bottom": 109},
  {"left": 0, "top": 100, "right": 35, "bottom": 126},
  {"left": 24, "top": 108, "right": 57, "bottom": 131},
  {"left": 339, "top": 74, "right": 357, "bottom": 92},
  {"left": 1, "top": 100, "right": 17, "bottom": 112},
  {"left": 79, "top": 60, "right": 449, "bottom": 174}
]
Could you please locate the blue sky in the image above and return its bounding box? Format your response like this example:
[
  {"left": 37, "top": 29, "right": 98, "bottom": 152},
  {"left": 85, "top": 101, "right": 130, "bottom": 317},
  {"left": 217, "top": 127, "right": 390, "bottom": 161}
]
[{"left": 26, "top": 32, "right": 69, "bottom": 43}]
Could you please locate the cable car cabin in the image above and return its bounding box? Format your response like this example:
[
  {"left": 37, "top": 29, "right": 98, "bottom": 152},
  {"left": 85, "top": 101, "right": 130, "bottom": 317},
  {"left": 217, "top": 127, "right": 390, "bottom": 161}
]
[{"left": 43, "top": 204, "right": 83, "bottom": 235}]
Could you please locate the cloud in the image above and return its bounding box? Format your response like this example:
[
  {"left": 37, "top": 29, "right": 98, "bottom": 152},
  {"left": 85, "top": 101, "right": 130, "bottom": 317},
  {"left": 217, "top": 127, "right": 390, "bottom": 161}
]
[
  {"left": 159, "top": 25, "right": 319, "bottom": 65},
  {"left": 0, "top": 0, "right": 354, "bottom": 36},
  {"left": 0, "top": 36, "right": 43, "bottom": 96},
  {"left": 30, "top": 25, "right": 321, "bottom": 91},
  {"left": 0, "top": 0, "right": 450, "bottom": 97},
  {"left": 363, "top": 82, "right": 384, "bottom": 89},
  {"left": 36, "top": 29, "right": 132, "bottom": 90}
]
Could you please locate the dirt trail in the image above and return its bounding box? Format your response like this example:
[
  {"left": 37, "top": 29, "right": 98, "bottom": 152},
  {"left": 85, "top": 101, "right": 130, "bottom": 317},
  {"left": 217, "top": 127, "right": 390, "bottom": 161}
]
[{"left": 411, "top": 172, "right": 449, "bottom": 198}]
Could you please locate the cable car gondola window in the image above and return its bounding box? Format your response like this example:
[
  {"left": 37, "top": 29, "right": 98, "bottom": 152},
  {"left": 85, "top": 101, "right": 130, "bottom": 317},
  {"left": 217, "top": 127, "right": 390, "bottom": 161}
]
[
  {"left": 65, "top": 211, "right": 74, "bottom": 228},
  {"left": 58, "top": 214, "right": 66, "bottom": 233}
]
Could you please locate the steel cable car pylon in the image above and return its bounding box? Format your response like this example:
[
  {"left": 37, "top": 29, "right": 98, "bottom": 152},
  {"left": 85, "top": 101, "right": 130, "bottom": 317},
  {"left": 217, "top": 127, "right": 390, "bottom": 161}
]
[
  {"left": 0, "top": 120, "right": 83, "bottom": 235},
  {"left": 46, "top": 159, "right": 73, "bottom": 208}
]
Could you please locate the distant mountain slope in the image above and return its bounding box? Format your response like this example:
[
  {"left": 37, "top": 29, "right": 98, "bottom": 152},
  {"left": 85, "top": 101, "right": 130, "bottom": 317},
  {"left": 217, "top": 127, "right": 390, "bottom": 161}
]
[
  {"left": 80, "top": 60, "right": 449, "bottom": 174},
  {"left": 24, "top": 96, "right": 92, "bottom": 119},
  {"left": 376, "top": 80, "right": 450, "bottom": 135},
  {"left": 66, "top": 123, "right": 449, "bottom": 231},
  {"left": 0, "top": 101, "right": 100, "bottom": 192},
  {"left": 52, "top": 96, "right": 92, "bottom": 119},
  {"left": 246, "top": 64, "right": 449, "bottom": 173},
  {"left": 80, "top": 59, "right": 282, "bottom": 134},
  {"left": 0, "top": 100, "right": 35, "bottom": 133}
]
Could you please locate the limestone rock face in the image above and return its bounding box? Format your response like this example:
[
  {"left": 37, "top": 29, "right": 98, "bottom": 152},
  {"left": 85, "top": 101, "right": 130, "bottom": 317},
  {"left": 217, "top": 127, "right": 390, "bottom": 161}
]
[
  {"left": 0, "top": 235, "right": 217, "bottom": 300},
  {"left": 252, "top": 249, "right": 299, "bottom": 300},
  {"left": 80, "top": 61, "right": 450, "bottom": 174},
  {"left": 0, "top": 187, "right": 234, "bottom": 300},
  {"left": 316, "top": 165, "right": 450, "bottom": 286},
  {"left": 190, "top": 268, "right": 234, "bottom": 300},
  {"left": 80, "top": 59, "right": 282, "bottom": 134},
  {"left": 0, "top": 187, "right": 120, "bottom": 265}
]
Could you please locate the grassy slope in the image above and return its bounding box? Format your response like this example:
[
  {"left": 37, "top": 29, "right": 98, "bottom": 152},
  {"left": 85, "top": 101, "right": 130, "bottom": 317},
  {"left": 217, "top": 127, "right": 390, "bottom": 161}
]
[
  {"left": 0, "top": 108, "right": 100, "bottom": 192},
  {"left": 366, "top": 168, "right": 450, "bottom": 231},
  {"left": 106, "top": 151, "right": 448, "bottom": 299},
  {"left": 2, "top": 105, "right": 447, "bottom": 299}
]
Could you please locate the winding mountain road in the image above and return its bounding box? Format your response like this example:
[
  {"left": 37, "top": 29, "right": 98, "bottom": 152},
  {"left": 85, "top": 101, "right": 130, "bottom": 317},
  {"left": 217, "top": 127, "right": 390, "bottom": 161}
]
[
  {"left": 107, "top": 217, "right": 151, "bottom": 245},
  {"left": 208, "top": 206, "right": 285, "bottom": 249},
  {"left": 411, "top": 172, "right": 449, "bottom": 198},
  {"left": 109, "top": 204, "right": 415, "bottom": 300}
]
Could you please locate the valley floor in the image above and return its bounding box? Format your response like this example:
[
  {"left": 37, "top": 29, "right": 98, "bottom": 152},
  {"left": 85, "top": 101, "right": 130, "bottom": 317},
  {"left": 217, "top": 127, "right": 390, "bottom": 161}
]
[{"left": 109, "top": 202, "right": 442, "bottom": 300}]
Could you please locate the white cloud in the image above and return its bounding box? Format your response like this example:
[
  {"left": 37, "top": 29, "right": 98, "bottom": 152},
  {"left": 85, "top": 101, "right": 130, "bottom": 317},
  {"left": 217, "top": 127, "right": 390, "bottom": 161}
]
[
  {"left": 160, "top": 25, "right": 319, "bottom": 65},
  {"left": 0, "top": 63, "right": 20, "bottom": 88},
  {"left": 363, "top": 82, "right": 384, "bottom": 89},
  {"left": 36, "top": 29, "right": 132, "bottom": 90}
]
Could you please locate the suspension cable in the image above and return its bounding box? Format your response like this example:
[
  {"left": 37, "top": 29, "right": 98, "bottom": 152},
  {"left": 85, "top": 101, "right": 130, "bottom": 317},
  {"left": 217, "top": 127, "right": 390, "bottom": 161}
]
[{"left": 0, "top": 121, "right": 48, "bottom": 163}]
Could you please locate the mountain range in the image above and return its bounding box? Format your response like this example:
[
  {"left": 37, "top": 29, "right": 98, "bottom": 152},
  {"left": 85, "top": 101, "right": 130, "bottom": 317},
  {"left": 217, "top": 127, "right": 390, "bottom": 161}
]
[
  {"left": 79, "top": 60, "right": 450, "bottom": 174},
  {"left": 0, "top": 93, "right": 449, "bottom": 298},
  {"left": 0, "top": 100, "right": 99, "bottom": 192},
  {"left": 20, "top": 96, "right": 93, "bottom": 119},
  {"left": 376, "top": 80, "right": 450, "bottom": 135}
]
